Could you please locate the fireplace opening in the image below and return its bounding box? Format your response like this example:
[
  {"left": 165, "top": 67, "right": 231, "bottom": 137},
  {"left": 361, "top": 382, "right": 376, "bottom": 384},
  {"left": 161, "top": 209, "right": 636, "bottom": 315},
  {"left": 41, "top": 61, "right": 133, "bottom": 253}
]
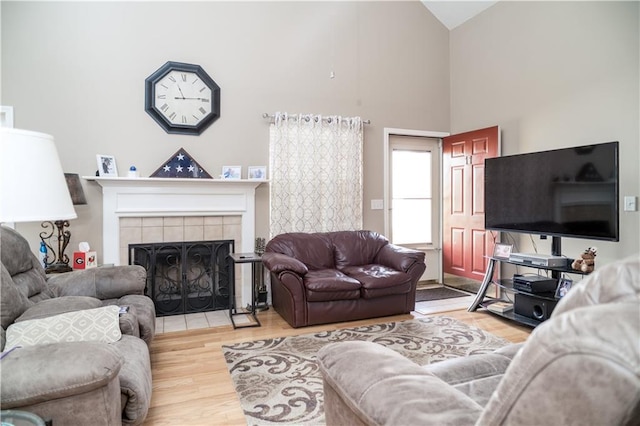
[{"left": 129, "top": 240, "right": 234, "bottom": 316}]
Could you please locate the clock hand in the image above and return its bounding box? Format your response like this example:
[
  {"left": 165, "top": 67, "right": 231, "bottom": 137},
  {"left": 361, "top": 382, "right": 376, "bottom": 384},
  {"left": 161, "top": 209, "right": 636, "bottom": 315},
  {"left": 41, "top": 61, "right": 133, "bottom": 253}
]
[
  {"left": 173, "top": 97, "right": 207, "bottom": 100},
  {"left": 177, "top": 85, "right": 186, "bottom": 100}
]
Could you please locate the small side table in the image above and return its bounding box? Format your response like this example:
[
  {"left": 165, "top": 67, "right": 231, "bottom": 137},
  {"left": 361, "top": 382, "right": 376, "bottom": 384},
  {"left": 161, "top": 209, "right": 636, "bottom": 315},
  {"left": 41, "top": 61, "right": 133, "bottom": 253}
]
[{"left": 228, "top": 253, "right": 264, "bottom": 329}]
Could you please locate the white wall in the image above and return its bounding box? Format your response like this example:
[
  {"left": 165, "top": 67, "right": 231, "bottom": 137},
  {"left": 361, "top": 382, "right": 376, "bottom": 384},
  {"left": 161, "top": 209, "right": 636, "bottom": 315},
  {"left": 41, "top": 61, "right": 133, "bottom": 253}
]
[
  {"left": 1, "top": 1, "right": 450, "bottom": 259},
  {"left": 450, "top": 1, "right": 640, "bottom": 267}
]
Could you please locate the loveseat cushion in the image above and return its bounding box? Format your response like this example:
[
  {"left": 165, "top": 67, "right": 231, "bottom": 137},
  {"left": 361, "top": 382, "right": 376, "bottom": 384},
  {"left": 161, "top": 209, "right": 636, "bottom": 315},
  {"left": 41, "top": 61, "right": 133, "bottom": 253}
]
[
  {"left": 342, "top": 265, "right": 412, "bottom": 299},
  {"left": 305, "top": 270, "right": 361, "bottom": 302},
  {"left": 331, "top": 230, "right": 389, "bottom": 268},
  {"left": 265, "top": 232, "right": 335, "bottom": 270}
]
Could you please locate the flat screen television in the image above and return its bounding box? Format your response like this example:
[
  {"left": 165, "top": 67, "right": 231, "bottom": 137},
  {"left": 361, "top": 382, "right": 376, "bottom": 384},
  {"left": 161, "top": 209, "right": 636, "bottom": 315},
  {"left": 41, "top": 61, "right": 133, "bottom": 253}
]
[{"left": 484, "top": 141, "right": 619, "bottom": 255}]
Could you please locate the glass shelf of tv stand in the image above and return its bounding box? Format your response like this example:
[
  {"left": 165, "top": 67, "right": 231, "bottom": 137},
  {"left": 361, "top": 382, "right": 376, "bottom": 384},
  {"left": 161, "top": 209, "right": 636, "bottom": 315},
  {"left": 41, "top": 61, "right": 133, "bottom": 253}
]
[
  {"left": 491, "top": 256, "right": 588, "bottom": 276},
  {"left": 469, "top": 256, "right": 589, "bottom": 327},
  {"left": 478, "top": 299, "right": 546, "bottom": 328}
]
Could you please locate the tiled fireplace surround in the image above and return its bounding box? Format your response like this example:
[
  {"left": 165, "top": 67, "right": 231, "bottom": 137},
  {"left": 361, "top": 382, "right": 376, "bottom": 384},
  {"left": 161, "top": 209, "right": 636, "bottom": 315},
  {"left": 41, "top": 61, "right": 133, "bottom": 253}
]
[
  {"left": 85, "top": 177, "right": 264, "bottom": 309},
  {"left": 118, "top": 215, "right": 241, "bottom": 266}
]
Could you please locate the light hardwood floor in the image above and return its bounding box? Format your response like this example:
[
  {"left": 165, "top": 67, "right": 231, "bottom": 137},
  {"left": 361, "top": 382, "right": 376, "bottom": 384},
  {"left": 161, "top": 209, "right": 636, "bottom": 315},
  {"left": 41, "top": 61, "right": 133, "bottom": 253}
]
[{"left": 143, "top": 308, "right": 531, "bottom": 425}]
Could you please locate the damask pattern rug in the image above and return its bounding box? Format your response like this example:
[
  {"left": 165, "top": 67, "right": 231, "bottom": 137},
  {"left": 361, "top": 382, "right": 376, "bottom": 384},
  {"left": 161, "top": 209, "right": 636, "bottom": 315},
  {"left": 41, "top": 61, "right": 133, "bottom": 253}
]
[{"left": 222, "top": 316, "right": 509, "bottom": 425}]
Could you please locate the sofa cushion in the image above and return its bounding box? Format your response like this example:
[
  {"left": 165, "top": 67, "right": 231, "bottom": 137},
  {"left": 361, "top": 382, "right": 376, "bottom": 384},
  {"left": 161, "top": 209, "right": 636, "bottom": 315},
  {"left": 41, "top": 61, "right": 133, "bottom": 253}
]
[
  {"left": 318, "top": 341, "right": 483, "bottom": 425},
  {"left": 15, "top": 296, "right": 103, "bottom": 322},
  {"left": 5, "top": 306, "right": 122, "bottom": 349},
  {"left": 0, "top": 341, "right": 123, "bottom": 409},
  {"left": 342, "top": 265, "right": 412, "bottom": 299},
  {"left": 266, "top": 232, "right": 335, "bottom": 271},
  {"left": 1, "top": 264, "right": 32, "bottom": 330},
  {"left": 111, "top": 335, "right": 152, "bottom": 424},
  {"left": 0, "top": 227, "right": 50, "bottom": 300},
  {"left": 423, "top": 344, "right": 524, "bottom": 408},
  {"left": 552, "top": 254, "right": 639, "bottom": 318},
  {"left": 478, "top": 301, "right": 640, "bottom": 426},
  {"left": 305, "top": 270, "right": 361, "bottom": 302},
  {"left": 332, "top": 230, "right": 389, "bottom": 268}
]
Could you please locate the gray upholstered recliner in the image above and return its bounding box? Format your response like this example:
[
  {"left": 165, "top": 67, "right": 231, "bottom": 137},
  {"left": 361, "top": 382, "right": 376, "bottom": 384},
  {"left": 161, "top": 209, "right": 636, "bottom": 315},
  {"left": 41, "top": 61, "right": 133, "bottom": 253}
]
[
  {"left": 318, "top": 254, "right": 640, "bottom": 426},
  {"left": 0, "top": 225, "right": 155, "bottom": 425}
]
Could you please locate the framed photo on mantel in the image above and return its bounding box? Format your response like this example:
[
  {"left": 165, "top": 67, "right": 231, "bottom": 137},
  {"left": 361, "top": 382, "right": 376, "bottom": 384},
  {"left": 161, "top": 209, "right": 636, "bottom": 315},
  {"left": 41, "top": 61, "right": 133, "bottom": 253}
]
[
  {"left": 97, "top": 155, "right": 118, "bottom": 177},
  {"left": 221, "top": 166, "right": 241, "bottom": 179},
  {"left": 248, "top": 166, "right": 266, "bottom": 180}
]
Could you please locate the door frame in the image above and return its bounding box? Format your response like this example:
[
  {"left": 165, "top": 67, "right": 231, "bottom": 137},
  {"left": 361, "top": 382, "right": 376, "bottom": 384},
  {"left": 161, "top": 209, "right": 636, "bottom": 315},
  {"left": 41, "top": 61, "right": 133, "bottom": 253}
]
[{"left": 383, "top": 128, "right": 450, "bottom": 283}]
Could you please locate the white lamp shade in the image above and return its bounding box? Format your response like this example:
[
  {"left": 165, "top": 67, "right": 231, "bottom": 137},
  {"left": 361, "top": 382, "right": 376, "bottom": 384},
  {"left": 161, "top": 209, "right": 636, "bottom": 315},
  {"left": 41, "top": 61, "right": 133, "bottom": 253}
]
[{"left": 0, "top": 128, "right": 77, "bottom": 222}]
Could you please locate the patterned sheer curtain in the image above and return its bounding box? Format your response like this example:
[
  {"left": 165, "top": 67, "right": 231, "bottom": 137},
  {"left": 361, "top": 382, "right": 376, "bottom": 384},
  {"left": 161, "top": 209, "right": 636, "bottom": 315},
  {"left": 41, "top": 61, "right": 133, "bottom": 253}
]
[{"left": 269, "top": 112, "right": 363, "bottom": 236}]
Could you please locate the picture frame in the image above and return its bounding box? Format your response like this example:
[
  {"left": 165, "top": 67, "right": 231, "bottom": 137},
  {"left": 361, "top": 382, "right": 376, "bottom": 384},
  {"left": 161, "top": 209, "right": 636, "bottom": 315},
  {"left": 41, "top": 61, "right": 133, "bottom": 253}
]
[
  {"left": 221, "top": 165, "right": 241, "bottom": 179},
  {"left": 1, "top": 106, "right": 14, "bottom": 128},
  {"left": 493, "top": 243, "right": 513, "bottom": 260},
  {"left": 248, "top": 166, "right": 267, "bottom": 180},
  {"left": 97, "top": 155, "right": 118, "bottom": 177},
  {"left": 555, "top": 277, "right": 573, "bottom": 299}
]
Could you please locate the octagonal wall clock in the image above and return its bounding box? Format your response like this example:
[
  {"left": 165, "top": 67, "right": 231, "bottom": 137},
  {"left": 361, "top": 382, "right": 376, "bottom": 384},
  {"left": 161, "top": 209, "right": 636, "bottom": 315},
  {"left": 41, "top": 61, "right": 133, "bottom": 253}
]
[{"left": 145, "top": 61, "right": 221, "bottom": 135}]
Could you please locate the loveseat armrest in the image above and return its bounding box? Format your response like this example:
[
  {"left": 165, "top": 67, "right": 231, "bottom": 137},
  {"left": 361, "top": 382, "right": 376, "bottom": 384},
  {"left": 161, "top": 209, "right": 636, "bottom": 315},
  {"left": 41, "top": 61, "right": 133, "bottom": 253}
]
[
  {"left": 262, "top": 252, "right": 309, "bottom": 276},
  {"left": 46, "top": 265, "right": 146, "bottom": 299},
  {"left": 0, "top": 342, "right": 122, "bottom": 409},
  {"left": 375, "top": 243, "right": 425, "bottom": 273},
  {"left": 318, "top": 341, "right": 483, "bottom": 426}
]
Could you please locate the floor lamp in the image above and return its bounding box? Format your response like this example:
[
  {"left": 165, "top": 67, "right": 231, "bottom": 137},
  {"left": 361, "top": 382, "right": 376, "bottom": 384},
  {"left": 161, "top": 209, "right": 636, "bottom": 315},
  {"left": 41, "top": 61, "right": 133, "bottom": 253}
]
[{"left": 0, "top": 128, "right": 77, "bottom": 271}]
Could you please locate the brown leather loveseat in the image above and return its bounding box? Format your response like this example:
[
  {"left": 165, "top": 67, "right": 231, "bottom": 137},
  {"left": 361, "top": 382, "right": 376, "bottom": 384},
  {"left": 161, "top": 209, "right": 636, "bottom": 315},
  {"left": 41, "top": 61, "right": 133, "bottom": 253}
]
[{"left": 261, "top": 230, "right": 426, "bottom": 328}]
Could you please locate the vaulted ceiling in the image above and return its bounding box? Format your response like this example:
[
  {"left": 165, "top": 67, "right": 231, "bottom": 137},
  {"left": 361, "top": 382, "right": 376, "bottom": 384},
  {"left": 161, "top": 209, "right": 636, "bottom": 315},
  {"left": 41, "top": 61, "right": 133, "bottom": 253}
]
[{"left": 421, "top": 1, "right": 498, "bottom": 30}]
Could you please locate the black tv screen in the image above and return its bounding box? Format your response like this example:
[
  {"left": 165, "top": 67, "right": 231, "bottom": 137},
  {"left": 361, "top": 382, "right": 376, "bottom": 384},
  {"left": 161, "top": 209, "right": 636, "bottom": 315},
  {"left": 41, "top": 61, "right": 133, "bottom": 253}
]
[{"left": 485, "top": 141, "right": 619, "bottom": 242}]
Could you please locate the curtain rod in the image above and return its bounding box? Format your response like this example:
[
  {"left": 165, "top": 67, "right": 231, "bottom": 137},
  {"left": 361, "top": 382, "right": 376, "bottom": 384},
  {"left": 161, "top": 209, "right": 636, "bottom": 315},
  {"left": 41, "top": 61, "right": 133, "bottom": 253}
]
[{"left": 262, "top": 113, "right": 371, "bottom": 125}]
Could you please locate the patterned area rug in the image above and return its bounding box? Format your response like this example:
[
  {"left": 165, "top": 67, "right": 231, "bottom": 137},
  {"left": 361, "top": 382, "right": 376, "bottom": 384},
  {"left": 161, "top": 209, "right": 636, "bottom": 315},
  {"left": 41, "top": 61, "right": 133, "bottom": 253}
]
[{"left": 222, "top": 316, "right": 509, "bottom": 425}]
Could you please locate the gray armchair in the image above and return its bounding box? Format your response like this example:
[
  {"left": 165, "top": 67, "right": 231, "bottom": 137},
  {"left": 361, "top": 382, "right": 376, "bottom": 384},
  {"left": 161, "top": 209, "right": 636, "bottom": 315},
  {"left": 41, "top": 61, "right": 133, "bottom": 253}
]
[
  {"left": 0, "top": 225, "right": 155, "bottom": 425},
  {"left": 318, "top": 254, "right": 640, "bottom": 426}
]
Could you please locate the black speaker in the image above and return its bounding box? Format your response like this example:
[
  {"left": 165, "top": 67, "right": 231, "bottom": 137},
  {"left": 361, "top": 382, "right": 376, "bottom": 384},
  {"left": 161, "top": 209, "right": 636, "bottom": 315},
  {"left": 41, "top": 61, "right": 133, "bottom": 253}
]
[{"left": 514, "top": 293, "right": 558, "bottom": 321}]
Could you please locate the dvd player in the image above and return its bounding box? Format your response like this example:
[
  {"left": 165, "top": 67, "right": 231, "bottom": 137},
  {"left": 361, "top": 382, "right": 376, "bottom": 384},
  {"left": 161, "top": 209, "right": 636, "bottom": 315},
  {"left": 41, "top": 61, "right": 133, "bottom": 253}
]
[
  {"left": 508, "top": 252, "right": 567, "bottom": 268},
  {"left": 513, "top": 275, "right": 557, "bottom": 293}
]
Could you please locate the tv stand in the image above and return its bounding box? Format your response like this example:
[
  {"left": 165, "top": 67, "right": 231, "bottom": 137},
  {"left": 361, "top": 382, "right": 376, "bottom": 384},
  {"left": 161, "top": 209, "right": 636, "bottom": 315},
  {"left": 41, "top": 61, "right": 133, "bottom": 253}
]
[{"left": 468, "top": 249, "right": 588, "bottom": 327}]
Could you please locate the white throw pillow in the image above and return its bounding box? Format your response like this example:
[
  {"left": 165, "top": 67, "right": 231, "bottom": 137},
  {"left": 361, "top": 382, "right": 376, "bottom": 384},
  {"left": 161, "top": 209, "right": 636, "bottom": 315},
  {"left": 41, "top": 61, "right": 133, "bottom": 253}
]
[{"left": 5, "top": 305, "right": 122, "bottom": 349}]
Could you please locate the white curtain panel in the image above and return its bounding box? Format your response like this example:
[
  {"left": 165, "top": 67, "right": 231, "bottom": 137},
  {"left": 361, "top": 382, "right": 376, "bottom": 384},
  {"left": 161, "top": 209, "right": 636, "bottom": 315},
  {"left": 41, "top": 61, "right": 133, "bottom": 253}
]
[{"left": 269, "top": 112, "right": 363, "bottom": 236}]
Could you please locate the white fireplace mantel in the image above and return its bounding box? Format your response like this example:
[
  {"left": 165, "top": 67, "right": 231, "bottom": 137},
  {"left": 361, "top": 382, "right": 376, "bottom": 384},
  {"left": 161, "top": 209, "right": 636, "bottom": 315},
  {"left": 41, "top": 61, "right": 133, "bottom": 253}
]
[{"left": 83, "top": 176, "right": 266, "bottom": 266}]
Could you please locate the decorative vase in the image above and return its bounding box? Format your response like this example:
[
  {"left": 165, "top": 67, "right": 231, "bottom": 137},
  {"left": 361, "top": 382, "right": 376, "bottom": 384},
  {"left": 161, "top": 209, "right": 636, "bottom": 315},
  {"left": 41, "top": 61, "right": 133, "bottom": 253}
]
[{"left": 255, "top": 237, "right": 266, "bottom": 255}]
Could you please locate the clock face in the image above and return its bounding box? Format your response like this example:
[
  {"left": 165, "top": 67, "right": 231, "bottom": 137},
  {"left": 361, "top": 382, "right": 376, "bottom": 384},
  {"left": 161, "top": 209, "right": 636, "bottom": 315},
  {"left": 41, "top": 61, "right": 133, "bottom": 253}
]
[
  {"left": 145, "top": 62, "right": 220, "bottom": 135},
  {"left": 154, "top": 70, "right": 212, "bottom": 126}
]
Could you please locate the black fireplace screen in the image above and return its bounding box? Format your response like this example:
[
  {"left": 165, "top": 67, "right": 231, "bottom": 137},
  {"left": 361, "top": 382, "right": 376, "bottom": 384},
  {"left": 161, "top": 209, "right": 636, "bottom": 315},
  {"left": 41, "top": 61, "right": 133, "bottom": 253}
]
[{"left": 129, "top": 240, "right": 234, "bottom": 316}]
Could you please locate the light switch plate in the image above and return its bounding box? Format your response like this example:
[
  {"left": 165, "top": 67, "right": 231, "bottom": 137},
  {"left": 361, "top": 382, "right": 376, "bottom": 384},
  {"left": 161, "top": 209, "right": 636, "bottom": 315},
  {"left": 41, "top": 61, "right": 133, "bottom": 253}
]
[
  {"left": 624, "top": 196, "right": 637, "bottom": 212},
  {"left": 371, "top": 199, "right": 384, "bottom": 210}
]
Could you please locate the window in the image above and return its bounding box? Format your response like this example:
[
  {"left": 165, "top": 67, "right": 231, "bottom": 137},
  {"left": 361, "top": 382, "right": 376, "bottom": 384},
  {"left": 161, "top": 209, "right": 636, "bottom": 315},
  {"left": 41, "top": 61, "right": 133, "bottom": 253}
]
[
  {"left": 391, "top": 149, "right": 432, "bottom": 245},
  {"left": 388, "top": 136, "right": 440, "bottom": 249}
]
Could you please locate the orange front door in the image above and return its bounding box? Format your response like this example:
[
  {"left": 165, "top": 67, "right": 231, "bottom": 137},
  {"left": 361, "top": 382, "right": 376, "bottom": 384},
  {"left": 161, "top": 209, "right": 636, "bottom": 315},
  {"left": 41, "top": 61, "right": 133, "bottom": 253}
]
[{"left": 443, "top": 126, "right": 500, "bottom": 281}]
